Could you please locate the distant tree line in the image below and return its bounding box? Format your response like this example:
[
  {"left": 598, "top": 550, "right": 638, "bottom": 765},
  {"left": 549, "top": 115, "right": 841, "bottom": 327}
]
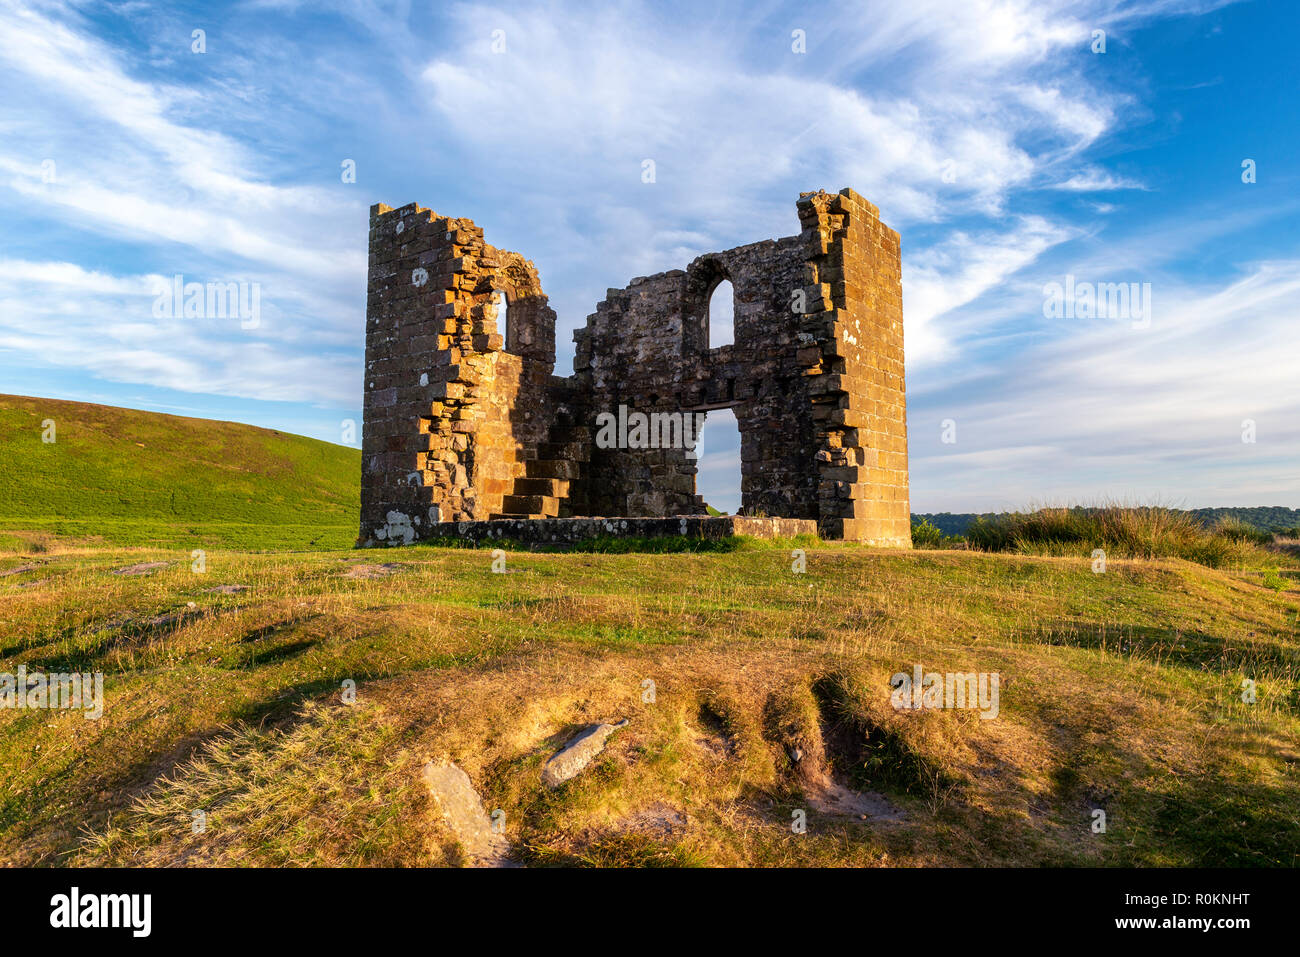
[{"left": 913, "top": 506, "right": 1300, "bottom": 538}]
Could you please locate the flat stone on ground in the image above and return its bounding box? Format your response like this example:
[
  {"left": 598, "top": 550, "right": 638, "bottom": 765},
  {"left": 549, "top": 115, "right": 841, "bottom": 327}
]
[
  {"left": 113, "top": 562, "right": 171, "bottom": 576},
  {"left": 421, "top": 760, "right": 511, "bottom": 866},
  {"left": 341, "top": 563, "right": 404, "bottom": 579},
  {"left": 542, "top": 718, "right": 629, "bottom": 787}
]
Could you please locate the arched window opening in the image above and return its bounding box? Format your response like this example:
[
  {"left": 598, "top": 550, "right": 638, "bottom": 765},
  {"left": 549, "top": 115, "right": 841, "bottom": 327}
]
[{"left": 708, "top": 280, "right": 734, "bottom": 349}]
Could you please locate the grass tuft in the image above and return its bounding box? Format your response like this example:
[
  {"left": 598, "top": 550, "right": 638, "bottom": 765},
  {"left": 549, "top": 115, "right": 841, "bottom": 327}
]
[{"left": 965, "top": 503, "right": 1280, "bottom": 569}]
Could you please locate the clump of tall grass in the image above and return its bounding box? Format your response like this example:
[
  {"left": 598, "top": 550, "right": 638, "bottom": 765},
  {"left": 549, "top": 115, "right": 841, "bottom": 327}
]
[
  {"left": 964, "top": 504, "right": 1277, "bottom": 569},
  {"left": 1210, "top": 515, "right": 1275, "bottom": 546}
]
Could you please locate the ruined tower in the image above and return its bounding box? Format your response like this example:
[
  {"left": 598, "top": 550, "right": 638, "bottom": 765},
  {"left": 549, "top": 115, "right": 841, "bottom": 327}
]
[{"left": 359, "top": 187, "right": 910, "bottom": 547}]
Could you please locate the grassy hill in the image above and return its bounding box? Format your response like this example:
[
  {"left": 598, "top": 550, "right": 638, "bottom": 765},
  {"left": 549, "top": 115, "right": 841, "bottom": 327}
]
[{"left": 0, "top": 395, "right": 360, "bottom": 550}]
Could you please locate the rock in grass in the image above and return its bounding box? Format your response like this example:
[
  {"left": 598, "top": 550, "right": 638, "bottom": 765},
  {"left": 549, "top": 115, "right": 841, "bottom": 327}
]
[
  {"left": 341, "top": 563, "right": 404, "bottom": 579},
  {"left": 421, "top": 760, "right": 509, "bottom": 866},
  {"left": 542, "top": 719, "right": 629, "bottom": 788}
]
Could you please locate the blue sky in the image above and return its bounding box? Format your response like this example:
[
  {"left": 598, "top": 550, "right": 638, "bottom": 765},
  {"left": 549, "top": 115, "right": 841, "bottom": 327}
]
[{"left": 1, "top": 0, "right": 1296, "bottom": 514}]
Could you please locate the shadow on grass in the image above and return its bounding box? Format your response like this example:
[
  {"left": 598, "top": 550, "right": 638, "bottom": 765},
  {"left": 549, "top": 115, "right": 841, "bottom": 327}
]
[
  {"left": 1017, "top": 618, "right": 1300, "bottom": 677},
  {"left": 25, "top": 608, "right": 207, "bottom": 672}
]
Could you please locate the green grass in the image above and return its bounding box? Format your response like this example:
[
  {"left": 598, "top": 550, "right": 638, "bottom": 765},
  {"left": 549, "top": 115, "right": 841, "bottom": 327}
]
[{"left": 0, "top": 394, "right": 359, "bottom": 549}]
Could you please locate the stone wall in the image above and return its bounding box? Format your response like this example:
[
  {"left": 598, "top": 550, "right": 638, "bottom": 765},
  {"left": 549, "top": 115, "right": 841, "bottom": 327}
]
[
  {"left": 359, "top": 188, "right": 910, "bottom": 547},
  {"left": 361, "top": 202, "right": 560, "bottom": 543},
  {"left": 798, "top": 189, "right": 911, "bottom": 545}
]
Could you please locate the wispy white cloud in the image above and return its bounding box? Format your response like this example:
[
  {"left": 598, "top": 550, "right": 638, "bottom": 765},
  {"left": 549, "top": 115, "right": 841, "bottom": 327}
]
[
  {"left": 0, "top": 0, "right": 364, "bottom": 302},
  {"left": 909, "top": 259, "right": 1300, "bottom": 511},
  {"left": 0, "top": 259, "right": 355, "bottom": 403},
  {"left": 903, "top": 217, "right": 1079, "bottom": 364},
  {"left": 1046, "top": 169, "right": 1149, "bottom": 191},
  {"left": 417, "top": 1, "right": 1126, "bottom": 226}
]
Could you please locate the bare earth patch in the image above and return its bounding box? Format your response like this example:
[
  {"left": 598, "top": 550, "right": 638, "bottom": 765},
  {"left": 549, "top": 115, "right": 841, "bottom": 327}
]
[
  {"left": 807, "top": 782, "right": 905, "bottom": 822},
  {"left": 341, "top": 563, "right": 405, "bottom": 579},
  {"left": 615, "top": 803, "right": 689, "bottom": 837}
]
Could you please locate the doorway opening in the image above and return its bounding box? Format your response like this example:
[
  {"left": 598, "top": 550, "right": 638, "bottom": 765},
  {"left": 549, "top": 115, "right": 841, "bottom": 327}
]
[{"left": 694, "top": 406, "right": 741, "bottom": 514}]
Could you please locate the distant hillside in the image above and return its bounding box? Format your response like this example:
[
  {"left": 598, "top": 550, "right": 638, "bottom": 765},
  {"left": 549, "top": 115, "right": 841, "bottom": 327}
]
[
  {"left": 912, "top": 512, "right": 1002, "bottom": 537},
  {"left": 0, "top": 395, "right": 360, "bottom": 548},
  {"left": 915, "top": 507, "right": 1300, "bottom": 537},
  {"left": 1188, "top": 507, "right": 1300, "bottom": 532}
]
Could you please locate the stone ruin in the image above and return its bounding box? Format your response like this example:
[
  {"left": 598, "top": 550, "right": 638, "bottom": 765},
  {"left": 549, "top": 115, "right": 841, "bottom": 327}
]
[{"left": 358, "top": 187, "right": 911, "bottom": 547}]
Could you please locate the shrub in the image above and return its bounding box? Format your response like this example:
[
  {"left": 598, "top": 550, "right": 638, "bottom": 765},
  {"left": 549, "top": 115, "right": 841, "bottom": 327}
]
[
  {"left": 1261, "top": 568, "right": 1289, "bottom": 592},
  {"left": 910, "top": 518, "right": 949, "bottom": 549}
]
